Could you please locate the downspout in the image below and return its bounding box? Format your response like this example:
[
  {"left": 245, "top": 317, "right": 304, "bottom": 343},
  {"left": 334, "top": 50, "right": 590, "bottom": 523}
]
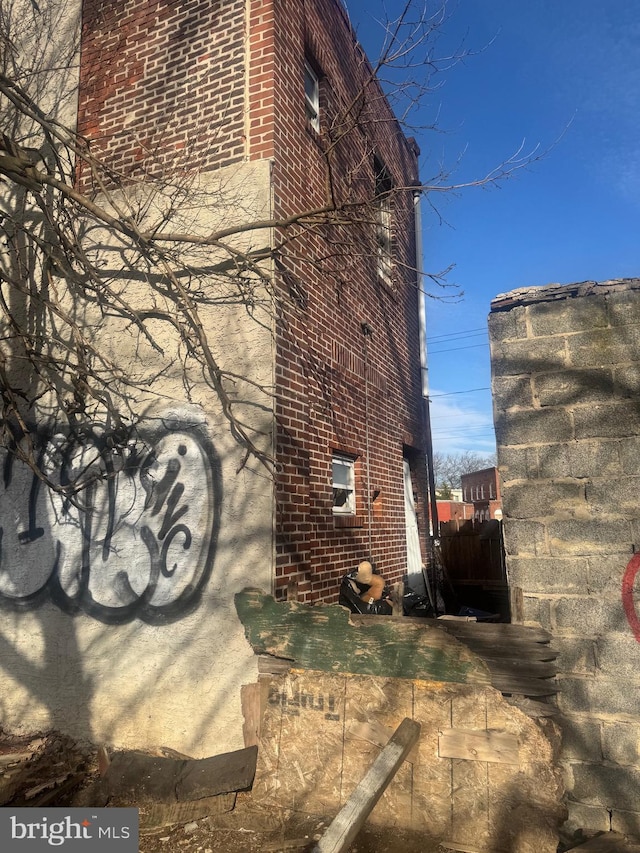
[{"left": 413, "top": 190, "right": 440, "bottom": 546}]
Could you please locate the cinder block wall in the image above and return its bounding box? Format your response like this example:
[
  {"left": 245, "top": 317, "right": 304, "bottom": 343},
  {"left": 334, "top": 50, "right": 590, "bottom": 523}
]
[{"left": 489, "top": 278, "right": 640, "bottom": 837}]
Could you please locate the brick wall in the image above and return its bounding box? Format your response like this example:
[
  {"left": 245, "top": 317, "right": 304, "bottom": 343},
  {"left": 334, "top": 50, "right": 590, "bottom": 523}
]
[
  {"left": 490, "top": 278, "right": 640, "bottom": 837},
  {"left": 77, "top": 0, "right": 429, "bottom": 604},
  {"left": 79, "top": 0, "right": 246, "bottom": 178},
  {"left": 266, "top": 0, "right": 428, "bottom": 601}
]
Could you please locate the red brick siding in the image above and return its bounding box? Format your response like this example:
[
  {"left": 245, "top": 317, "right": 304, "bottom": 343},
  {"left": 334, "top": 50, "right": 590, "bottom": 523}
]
[
  {"left": 76, "top": 0, "right": 429, "bottom": 604},
  {"left": 79, "top": 0, "right": 246, "bottom": 179},
  {"left": 266, "top": 0, "right": 429, "bottom": 602}
]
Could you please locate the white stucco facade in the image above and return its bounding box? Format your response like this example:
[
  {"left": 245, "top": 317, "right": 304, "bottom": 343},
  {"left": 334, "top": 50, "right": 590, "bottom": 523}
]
[{"left": 0, "top": 0, "right": 276, "bottom": 756}]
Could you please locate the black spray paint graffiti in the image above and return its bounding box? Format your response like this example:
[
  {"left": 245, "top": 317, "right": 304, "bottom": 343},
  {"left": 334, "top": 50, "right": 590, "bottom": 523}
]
[
  {"left": 268, "top": 688, "right": 341, "bottom": 721},
  {"left": 0, "top": 425, "right": 221, "bottom": 624}
]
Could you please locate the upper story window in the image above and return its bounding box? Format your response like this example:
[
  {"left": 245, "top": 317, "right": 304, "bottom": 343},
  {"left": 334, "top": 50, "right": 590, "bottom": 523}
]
[
  {"left": 304, "top": 61, "right": 320, "bottom": 132},
  {"left": 332, "top": 453, "right": 355, "bottom": 514},
  {"left": 374, "top": 157, "right": 393, "bottom": 284}
]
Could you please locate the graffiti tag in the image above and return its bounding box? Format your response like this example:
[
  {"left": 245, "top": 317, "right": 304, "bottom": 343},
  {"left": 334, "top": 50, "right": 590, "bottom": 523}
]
[
  {"left": 622, "top": 553, "right": 640, "bottom": 642},
  {"left": 0, "top": 425, "right": 221, "bottom": 624},
  {"left": 268, "top": 687, "right": 341, "bottom": 721}
]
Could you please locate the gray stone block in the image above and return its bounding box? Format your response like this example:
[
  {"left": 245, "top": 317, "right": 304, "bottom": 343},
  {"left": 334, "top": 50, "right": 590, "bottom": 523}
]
[
  {"left": 587, "top": 553, "right": 633, "bottom": 596},
  {"left": 620, "top": 437, "right": 640, "bottom": 475},
  {"left": 528, "top": 295, "right": 608, "bottom": 337},
  {"left": 559, "top": 716, "right": 602, "bottom": 762},
  {"left": 596, "top": 635, "right": 640, "bottom": 682},
  {"left": 567, "top": 326, "right": 640, "bottom": 368},
  {"left": 538, "top": 439, "right": 621, "bottom": 480},
  {"left": 564, "top": 800, "right": 612, "bottom": 835},
  {"left": 521, "top": 594, "right": 552, "bottom": 629},
  {"left": 534, "top": 368, "right": 615, "bottom": 407},
  {"left": 492, "top": 375, "right": 534, "bottom": 410},
  {"left": 554, "top": 636, "right": 597, "bottom": 675},
  {"left": 556, "top": 675, "right": 640, "bottom": 718},
  {"left": 553, "top": 595, "right": 629, "bottom": 635},
  {"left": 570, "top": 762, "right": 640, "bottom": 811},
  {"left": 565, "top": 440, "right": 621, "bottom": 479},
  {"left": 587, "top": 476, "right": 640, "bottom": 518},
  {"left": 504, "top": 481, "right": 585, "bottom": 520},
  {"left": 547, "top": 518, "right": 633, "bottom": 557},
  {"left": 607, "top": 288, "right": 640, "bottom": 327},
  {"left": 602, "top": 721, "right": 640, "bottom": 766},
  {"left": 495, "top": 407, "right": 574, "bottom": 447},
  {"left": 614, "top": 364, "right": 640, "bottom": 399},
  {"left": 611, "top": 808, "right": 640, "bottom": 836},
  {"left": 502, "top": 519, "right": 549, "bottom": 557},
  {"left": 488, "top": 306, "right": 527, "bottom": 342},
  {"left": 497, "top": 446, "right": 539, "bottom": 482},
  {"left": 574, "top": 401, "right": 640, "bottom": 439},
  {"left": 508, "top": 556, "right": 588, "bottom": 593},
  {"left": 492, "top": 336, "right": 566, "bottom": 378}
]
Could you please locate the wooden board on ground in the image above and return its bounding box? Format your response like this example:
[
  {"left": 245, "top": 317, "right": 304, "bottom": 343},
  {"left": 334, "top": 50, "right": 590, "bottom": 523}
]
[
  {"left": 139, "top": 793, "right": 237, "bottom": 830},
  {"left": 102, "top": 745, "right": 257, "bottom": 804},
  {"left": 313, "top": 718, "right": 421, "bottom": 853}
]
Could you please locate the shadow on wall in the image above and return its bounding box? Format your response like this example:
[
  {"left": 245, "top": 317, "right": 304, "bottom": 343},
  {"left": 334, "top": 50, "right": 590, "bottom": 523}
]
[{"left": 0, "top": 418, "right": 224, "bottom": 744}]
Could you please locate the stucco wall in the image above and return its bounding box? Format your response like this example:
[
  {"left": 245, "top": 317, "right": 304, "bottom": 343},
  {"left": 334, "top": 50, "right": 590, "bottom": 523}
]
[
  {"left": 490, "top": 278, "right": 640, "bottom": 837},
  {"left": 1, "top": 48, "right": 276, "bottom": 755},
  {"left": 0, "top": 173, "right": 275, "bottom": 756}
]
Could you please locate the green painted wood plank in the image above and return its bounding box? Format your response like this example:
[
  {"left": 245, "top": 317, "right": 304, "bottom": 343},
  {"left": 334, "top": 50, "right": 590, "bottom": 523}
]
[{"left": 235, "top": 590, "right": 491, "bottom": 685}]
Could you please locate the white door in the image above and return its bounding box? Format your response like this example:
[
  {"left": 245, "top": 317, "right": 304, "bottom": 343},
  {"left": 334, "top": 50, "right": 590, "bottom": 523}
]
[{"left": 403, "top": 458, "right": 424, "bottom": 593}]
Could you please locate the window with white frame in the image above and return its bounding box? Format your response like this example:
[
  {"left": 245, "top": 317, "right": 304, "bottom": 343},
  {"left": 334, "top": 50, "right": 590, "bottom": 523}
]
[
  {"left": 304, "top": 61, "right": 320, "bottom": 131},
  {"left": 332, "top": 453, "right": 355, "bottom": 514},
  {"left": 374, "top": 157, "right": 393, "bottom": 284}
]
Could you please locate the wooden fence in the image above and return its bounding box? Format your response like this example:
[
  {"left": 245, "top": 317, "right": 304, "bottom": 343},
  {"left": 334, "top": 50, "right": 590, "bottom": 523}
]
[{"left": 438, "top": 520, "right": 509, "bottom": 620}]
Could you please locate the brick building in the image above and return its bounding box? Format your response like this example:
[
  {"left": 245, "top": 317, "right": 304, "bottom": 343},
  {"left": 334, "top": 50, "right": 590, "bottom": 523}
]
[
  {"left": 78, "top": 0, "right": 429, "bottom": 603},
  {"left": 460, "top": 466, "right": 502, "bottom": 522},
  {"left": 0, "top": 0, "right": 428, "bottom": 754}
]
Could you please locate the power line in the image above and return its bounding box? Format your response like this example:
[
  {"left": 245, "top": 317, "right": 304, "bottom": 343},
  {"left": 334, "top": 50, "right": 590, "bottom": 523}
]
[
  {"left": 427, "top": 327, "right": 486, "bottom": 342},
  {"left": 430, "top": 387, "right": 490, "bottom": 398},
  {"left": 429, "top": 342, "right": 489, "bottom": 355}
]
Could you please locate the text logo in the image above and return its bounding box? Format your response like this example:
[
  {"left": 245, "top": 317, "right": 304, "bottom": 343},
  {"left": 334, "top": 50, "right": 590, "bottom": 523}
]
[{"left": 0, "top": 808, "right": 138, "bottom": 851}]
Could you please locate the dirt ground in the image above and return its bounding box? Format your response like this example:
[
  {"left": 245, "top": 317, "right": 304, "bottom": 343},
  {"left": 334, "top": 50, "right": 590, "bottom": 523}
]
[
  {"left": 0, "top": 730, "right": 440, "bottom": 853},
  {"left": 138, "top": 796, "right": 442, "bottom": 852}
]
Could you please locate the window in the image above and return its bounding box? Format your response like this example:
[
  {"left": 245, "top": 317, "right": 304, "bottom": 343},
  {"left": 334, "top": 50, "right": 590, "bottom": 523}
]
[
  {"left": 374, "top": 157, "right": 393, "bottom": 284},
  {"left": 304, "top": 61, "right": 320, "bottom": 131},
  {"left": 332, "top": 453, "right": 355, "bottom": 514}
]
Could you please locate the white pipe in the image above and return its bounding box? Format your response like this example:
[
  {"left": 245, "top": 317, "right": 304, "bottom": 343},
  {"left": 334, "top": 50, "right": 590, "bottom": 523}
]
[{"left": 413, "top": 191, "right": 429, "bottom": 400}]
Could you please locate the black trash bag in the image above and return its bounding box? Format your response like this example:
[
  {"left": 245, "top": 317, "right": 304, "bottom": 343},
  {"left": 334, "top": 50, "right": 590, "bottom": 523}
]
[
  {"left": 402, "top": 589, "right": 435, "bottom": 618},
  {"left": 339, "top": 571, "right": 392, "bottom": 616}
]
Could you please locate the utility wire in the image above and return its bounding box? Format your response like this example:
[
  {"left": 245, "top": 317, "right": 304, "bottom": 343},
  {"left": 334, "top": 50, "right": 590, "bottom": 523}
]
[
  {"left": 429, "top": 342, "right": 489, "bottom": 354},
  {"left": 430, "top": 387, "right": 490, "bottom": 398},
  {"left": 427, "top": 326, "right": 486, "bottom": 341}
]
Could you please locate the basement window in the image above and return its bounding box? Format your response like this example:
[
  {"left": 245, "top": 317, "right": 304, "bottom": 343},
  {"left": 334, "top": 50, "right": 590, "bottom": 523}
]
[
  {"left": 304, "top": 61, "right": 320, "bottom": 131},
  {"left": 332, "top": 453, "right": 355, "bottom": 514}
]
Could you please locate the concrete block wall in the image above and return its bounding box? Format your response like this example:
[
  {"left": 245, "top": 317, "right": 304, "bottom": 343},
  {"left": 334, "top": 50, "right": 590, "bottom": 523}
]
[{"left": 489, "top": 279, "right": 640, "bottom": 837}]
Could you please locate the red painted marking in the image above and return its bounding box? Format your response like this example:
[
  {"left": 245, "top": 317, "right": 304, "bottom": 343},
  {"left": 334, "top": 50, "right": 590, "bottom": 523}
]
[{"left": 622, "top": 553, "right": 640, "bottom": 642}]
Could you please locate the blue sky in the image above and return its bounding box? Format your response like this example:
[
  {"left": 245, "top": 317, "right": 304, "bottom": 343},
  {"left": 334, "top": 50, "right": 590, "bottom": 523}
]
[{"left": 345, "top": 0, "right": 640, "bottom": 456}]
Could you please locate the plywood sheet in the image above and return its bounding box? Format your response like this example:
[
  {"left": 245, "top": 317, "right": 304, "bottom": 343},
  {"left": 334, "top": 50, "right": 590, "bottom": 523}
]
[{"left": 251, "top": 671, "right": 564, "bottom": 853}]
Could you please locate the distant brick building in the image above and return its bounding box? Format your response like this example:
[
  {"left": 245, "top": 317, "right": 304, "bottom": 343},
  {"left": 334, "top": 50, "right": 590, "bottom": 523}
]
[
  {"left": 460, "top": 467, "right": 502, "bottom": 522},
  {"left": 437, "top": 500, "right": 475, "bottom": 527},
  {"left": 0, "top": 0, "right": 429, "bottom": 754}
]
